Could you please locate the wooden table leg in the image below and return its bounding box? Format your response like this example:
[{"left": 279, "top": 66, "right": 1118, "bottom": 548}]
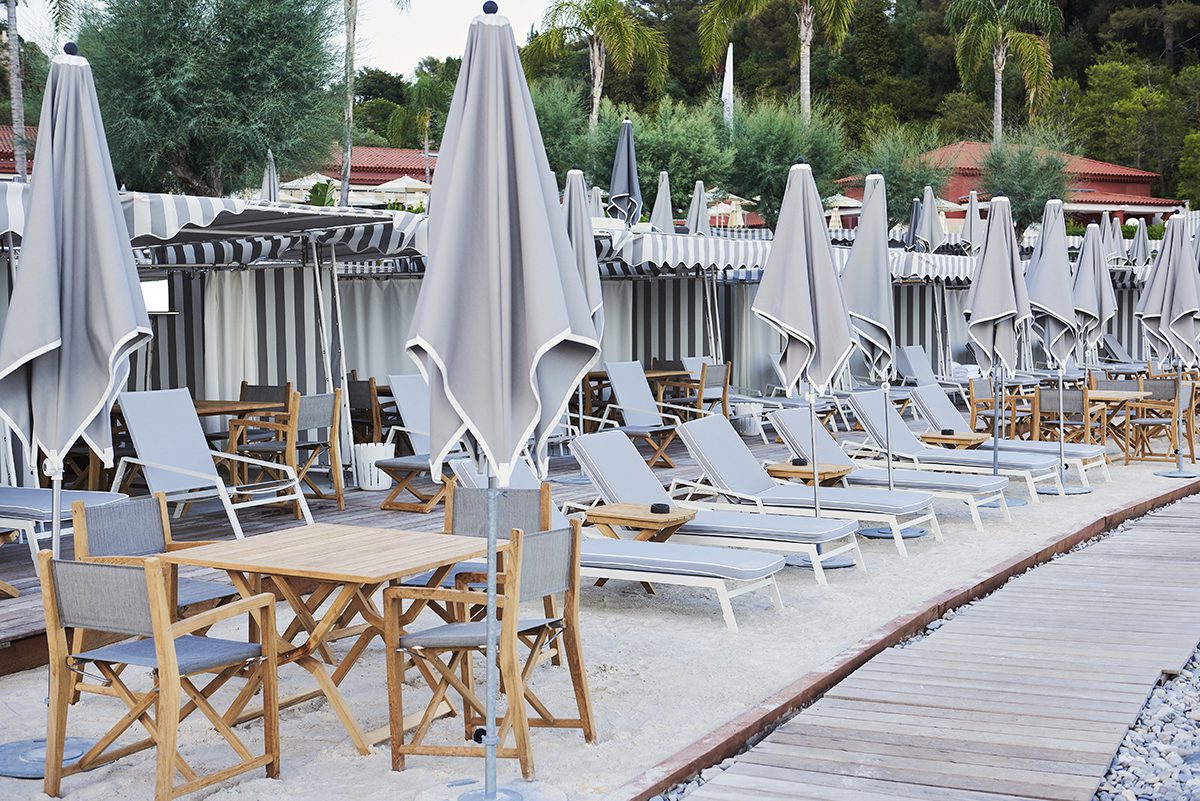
[{"left": 0, "top": 579, "right": 17, "bottom": 598}]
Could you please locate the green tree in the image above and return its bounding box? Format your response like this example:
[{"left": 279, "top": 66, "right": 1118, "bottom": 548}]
[
  {"left": 1104, "top": 1, "right": 1200, "bottom": 69},
  {"left": 946, "top": 0, "right": 1063, "bottom": 145},
  {"left": 6, "top": 0, "right": 71, "bottom": 181},
  {"left": 529, "top": 78, "right": 588, "bottom": 183},
  {"left": 699, "top": 0, "right": 857, "bottom": 120},
  {"left": 78, "top": 0, "right": 341, "bottom": 195},
  {"left": 727, "top": 98, "right": 846, "bottom": 226},
  {"left": 853, "top": 123, "right": 951, "bottom": 226},
  {"left": 523, "top": 0, "right": 668, "bottom": 130},
  {"left": 933, "top": 90, "right": 989, "bottom": 140},
  {"left": 356, "top": 98, "right": 401, "bottom": 138},
  {"left": 355, "top": 67, "right": 408, "bottom": 105},
  {"left": 978, "top": 125, "right": 1072, "bottom": 230}
]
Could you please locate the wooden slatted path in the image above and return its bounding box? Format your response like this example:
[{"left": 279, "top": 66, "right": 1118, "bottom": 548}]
[{"left": 690, "top": 498, "right": 1200, "bottom": 801}]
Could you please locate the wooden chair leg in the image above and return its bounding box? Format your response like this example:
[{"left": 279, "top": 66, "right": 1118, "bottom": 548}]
[
  {"left": 562, "top": 623, "right": 596, "bottom": 744},
  {"left": 500, "top": 644, "right": 534, "bottom": 780},
  {"left": 154, "top": 674, "right": 181, "bottom": 801},
  {"left": 542, "top": 596, "right": 562, "bottom": 666},
  {"left": 385, "top": 605, "right": 406, "bottom": 772},
  {"left": 43, "top": 660, "right": 73, "bottom": 798}
]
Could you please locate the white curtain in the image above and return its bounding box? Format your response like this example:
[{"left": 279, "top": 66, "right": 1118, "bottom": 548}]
[
  {"left": 203, "top": 271, "right": 260, "bottom": 400},
  {"left": 731, "top": 283, "right": 778, "bottom": 392},
  {"left": 338, "top": 278, "right": 423, "bottom": 379},
  {"left": 599, "top": 281, "right": 633, "bottom": 362}
]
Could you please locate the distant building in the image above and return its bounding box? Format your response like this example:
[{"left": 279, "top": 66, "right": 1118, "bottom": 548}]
[
  {"left": 0, "top": 125, "right": 36, "bottom": 179},
  {"left": 321, "top": 145, "right": 437, "bottom": 186}
]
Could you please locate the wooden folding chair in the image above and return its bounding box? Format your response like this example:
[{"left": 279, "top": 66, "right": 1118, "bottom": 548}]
[
  {"left": 1036, "top": 386, "right": 1106, "bottom": 445},
  {"left": 382, "top": 519, "right": 595, "bottom": 777},
  {"left": 347, "top": 377, "right": 383, "bottom": 443},
  {"left": 1126, "top": 378, "right": 1195, "bottom": 464},
  {"left": 38, "top": 553, "right": 279, "bottom": 800}
]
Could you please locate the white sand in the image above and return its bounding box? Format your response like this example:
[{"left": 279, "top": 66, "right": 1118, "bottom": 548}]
[{"left": 0, "top": 457, "right": 1191, "bottom": 801}]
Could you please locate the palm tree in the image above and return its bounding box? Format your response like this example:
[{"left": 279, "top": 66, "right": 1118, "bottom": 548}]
[
  {"left": 946, "top": 0, "right": 1063, "bottom": 146},
  {"left": 6, "top": 0, "right": 73, "bottom": 182},
  {"left": 340, "top": 0, "right": 411, "bottom": 206},
  {"left": 699, "top": 0, "right": 855, "bottom": 121},
  {"left": 523, "top": 0, "right": 668, "bottom": 130}
]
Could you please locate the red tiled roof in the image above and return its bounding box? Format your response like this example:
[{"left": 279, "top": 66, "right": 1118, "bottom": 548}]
[
  {"left": 923, "top": 141, "right": 1158, "bottom": 180},
  {"left": 0, "top": 124, "right": 36, "bottom": 153},
  {"left": 1067, "top": 190, "right": 1179, "bottom": 207},
  {"left": 322, "top": 145, "right": 436, "bottom": 185}
]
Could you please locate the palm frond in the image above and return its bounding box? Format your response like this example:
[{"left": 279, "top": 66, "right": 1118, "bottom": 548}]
[
  {"left": 629, "top": 19, "right": 669, "bottom": 92},
  {"left": 49, "top": 0, "right": 75, "bottom": 33},
  {"left": 1006, "top": 30, "right": 1053, "bottom": 112},
  {"left": 698, "top": 0, "right": 768, "bottom": 68},
  {"left": 815, "top": 0, "right": 855, "bottom": 52},
  {"left": 954, "top": 18, "right": 999, "bottom": 82},
  {"left": 945, "top": 0, "right": 995, "bottom": 32},
  {"left": 1002, "top": 0, "right": 1063, "bottom": 37},
  {"left": 521, "top": 27, "right": 569, "bottom": 71},
  {"left": 594, "top": 7, "right": 637, "bottom": 71}
]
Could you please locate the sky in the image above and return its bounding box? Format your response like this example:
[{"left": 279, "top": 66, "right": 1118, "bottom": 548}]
[{"left": 357, "top": 0, "right": 547, "bottom": 77}]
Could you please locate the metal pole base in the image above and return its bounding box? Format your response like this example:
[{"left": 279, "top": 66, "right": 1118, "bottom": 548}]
[
  {"left": 0, "top": 737, "right": 95, "bottom": 779},
  {"left": 417, "top": 777, "right": 568, "bottom": 801},
  {"left": 1155, "top": 469, "right": 1200, "bottom": 479},
  {"left": 858, "top": 526, "right": 929, "bottom": 540},
  {"left": 786, "top": 554, "right": 857, "bottom": 570},
  {"left": 1038, "top": 485, "right": 1091, "bottom": 495}
]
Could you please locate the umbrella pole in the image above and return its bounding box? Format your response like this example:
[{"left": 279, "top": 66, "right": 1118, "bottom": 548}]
[
  {"left": 808, "top": 386, "right": 820, "bottom": 518},
  {"left": 1043, "top": 366, "right": 1090, "bottom": 495},
  {"left": 50, "top": 466, "right": 62, "bottom": 559},
  {"left": 328, "top": 248, "right": 358, "bottom": 487},
  {"left": 991, "top": 360, "right": 1002, "bottom": 477},
  {"left": 882, "top": 381, "right": 894, "bottom": 491},
  {"left": 1155, "top": 359, "right": 1198, "bottom": 479},
  {"left": 483, "top": 473, "right": 500, "bottom": 799}
]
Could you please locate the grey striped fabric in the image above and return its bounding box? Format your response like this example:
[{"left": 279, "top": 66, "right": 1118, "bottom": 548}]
[
  {"left": 710, "top": 227, "right": 773, "bottom": 240},
  {"left": 517, "top": 527, "right": 572, "bottom": 602},
  {"left": 77, "top": 496, "right": 167, "bottom": 558},
  {"left": 295, "top": 392, "right": 336, "bottom": 432},
  {"left": 51, "top": 559, "right": 153, "bottom": 637},
  {"left": 451, "top": 486, "right": 544, "bottom": 539}
]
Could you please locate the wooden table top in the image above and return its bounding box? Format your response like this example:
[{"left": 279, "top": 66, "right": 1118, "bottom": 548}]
[
  {"left": 193, "top": 399, "right": 285, "bottom": 417},
  {"left": 585, "top": 369, "right": 690, "bottom": 382},
  {"left": 1089, "top": 390, "right": 1152, "bottom": 403},
  {"left": 765, "top": 462, "right": 853, "bottom": 483},
  {"left": 160, "top": 524, "right": 495, "bottom": 584},
  {"left": 919, "top": 431, "right": 990, "bottom": 448},
  {"left": 584, "top": 503, "right": 695, "bottom": 527}
]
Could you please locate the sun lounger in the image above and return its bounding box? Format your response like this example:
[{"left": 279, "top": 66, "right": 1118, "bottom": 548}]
[
  {"left": 895, "top": 344, "right": 966, "bottom": 403},
  {"left": 376, "top": 374, "right": 466, "bottom": 513},
  {"left": 603, "top": 360, "right": 702, "bottom": 468},
  {"left": 674, "top": 414, "right": 941, "bottom": 557},
  {"left": 768, "top": 407, "right": 1010, "bottom": 531},
  {"left": 909, "top": 383, "right": 1111, "bottom": 487},
  {"left": 0, "top": 486, "right": 126, "bottom": 561},
  {"left": 848, "top": 389, "right": 1063, "bottom": 500},
  {"left": 570, "top": 430, "right": 863, "bottom": 584},
  {"left": 450, "top": 458, "right": 784, "bottom": 630}
]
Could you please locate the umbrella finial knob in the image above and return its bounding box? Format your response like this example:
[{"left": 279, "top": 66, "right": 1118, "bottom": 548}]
[
  {"left": 794, "top": 156, "right": 806, "bottom": 165},
  {"left": 869, "top": 169, "right": 881, "bottom": 175},
  {"left": 1049, "top": 194, "right": 1058, "bottom": 200},
  {"left": 63, "top": 41, "right": 77, "bottom": 55},
  {"left": 482, "top": 1, "right": 498, "bottom": 13}
]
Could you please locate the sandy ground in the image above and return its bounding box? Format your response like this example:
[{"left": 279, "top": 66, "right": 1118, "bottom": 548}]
[{"left": 0, "top": 453, "right": 1192, "bottom": 801}]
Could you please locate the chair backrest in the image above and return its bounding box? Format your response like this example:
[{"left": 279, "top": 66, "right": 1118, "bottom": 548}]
[
  {"left": 119, "top": 389, "right": 221, "bottom": 494},
  {"left": 604, "top": 361, "right": 663, "bottom": 428},
  {"left": 1092, "top": 377, "right": 1138, "bottom": 392},
  {"left": 1044, "top": 388, "right": 1087, "bottom": 415},
  {"left": 968, "top": 377, "right": 993, "bottom": 402},
  {"left": 295, "top": 392, "right": 338, "bottom": 435},
  {"left": 569, "top": 431, "right": 673, "bottom": 506},
  {"left": 767, "top": 408, "right": 853, "bottom": 468},
  {"left": 1102, "top": 333, "right": 1134, "bottom": 363},
  {"left": 347, "top": 379, "right": 376, "bottom": 411},
  {"left": 848, "top": 390, "right": 927, "bottom": 455},
  {"left": 450, "top": 458, "right": 569, "bottom": 528},
  {"left": 74, "top": 495, "right": 168, "bottom": 560},
  {"left": 910, "top": 385, "right": 970, "bottom": 433},
  {"left": 698, "top": 362, "right": 730, "bottom": 402},
  {"left": 675, "top": 414, "right": 776, "bottom": 496},
  {"left": 516, "top": 526, "right": 576, "bottom": 602},
  {"left": 239, "top": 381, "right": 292, "bottom": 405},
  {"left": 45, "top": 558, "right": 154, "bottom": 638},
  {"left": 445, "top": 485, "right": 547, "bottom": 539},
  {"left": 681, "top": 356, "right": 716, "bottom": 381},
  {"left": 1141, "top": 377, "right": 1178, "bottom": 402},
  {"left": 896, "top": 345, "right": 939, "bottom": 385},
  {"left": 388, "top": 374, "right": 432, "bottom": 454}
]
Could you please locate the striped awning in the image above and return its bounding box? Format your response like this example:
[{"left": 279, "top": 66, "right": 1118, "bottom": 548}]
[
  {"left": 619, "top": 231, "right": 772, "bottom": 274},
  {"left": 710, "top": 226, "right": 773, "bottom": 240}
]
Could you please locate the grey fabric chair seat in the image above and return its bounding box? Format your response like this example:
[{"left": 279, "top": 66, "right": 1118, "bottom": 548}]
[
  {"left": 617, "top": 423, "right": 674, "bottom": 435},
  {"left": 755, "top": 483, "right": 935, "bottom": 516},
  {"left": 177, "top": 577, "right": 239, "bottom": 607},
  {"left": 0, "top": 487, "right": 125, "bottom": 522},
  {"left": 377, "top": 454, "right": 434, "bottom": 471},
  {"left": 400, "top": 560, "right": 487, "bottom": 588},
  {"left": 76, "top": 635, "right": 261, "bottom": 675},
  {"left": 977, "top": 439, "right": 1106, "bottom": 460},
  {"left": 582, "top": 539, "right": 782, "bottom": 581},
  {"left": 238, "top": 438, "right": 328, "bottom": 455},
  {"left": 682, "top": 510, "right": 858, "bottom": 543},
  {"left": 400, "top": 617, "right": 558, "bottom": 650},
  {"left": 234, "top": 478, "right": 299, "bottom": 494},
  {"left": 845, "top": 466, "right": 1008, "bottom": 494}
]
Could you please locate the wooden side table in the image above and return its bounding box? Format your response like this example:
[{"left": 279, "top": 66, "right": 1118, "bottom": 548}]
[
  {"left": 765, "top": 462, "right": 853, "bottom": 486},
  {"left": 919, "top": 431, "right": 989, "bottom": 449},
  {"left": 583, "top": 503, "right": 696, "bottom": 594}
]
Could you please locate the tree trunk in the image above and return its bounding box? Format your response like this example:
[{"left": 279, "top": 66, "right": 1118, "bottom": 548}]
[
  {"left": 992, "top": 42, "right": 1006, "bottom": 147},
  {"left": 587, "top": 38, "right": 605, "bottom": 131},
  {"left": 6, "top": 0, "right": 25, "bottom": 182},
  {"left": 1163, "top": 0, "right": 1176, "bottom": 70},
  {"left": 796, "top": 0, "right": 815, "bottom": 120},
  {"left": 340, "top": 0, "right": 357, "bottom": 206}
]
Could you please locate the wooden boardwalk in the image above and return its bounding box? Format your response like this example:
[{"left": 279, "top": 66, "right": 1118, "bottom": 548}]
[{"left": 690, "top": 498, "right": 1200, "bottom": 801}]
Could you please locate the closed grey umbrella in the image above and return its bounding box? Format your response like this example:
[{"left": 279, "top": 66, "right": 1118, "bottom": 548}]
[
  {"left": 607, "top": 118, "right": 642, "bottom": 225},
  {"left": 0, "top": 50, "right": 151, "bottom": 555},
  {"left": 685, "top": 180, "right": 711, "bottom": 236},
  {"left": 1072, "top": 223, "right": 1117, "bottom": 361},
  {"left": 915, "top": 185, "right": 945, "bottom": 253},
  {"left": 841, "top": 172, "right": 893, "bottom": 383},
  {"left": 1135, "top": 215, "right": 1200, "bottom": 478},
  {"left": 1107, "top": 214, "right": 1128, "bottom": 265},
  {"left": 589, "top": 185, "right": 603, "bottom": 217},
  {"left": 1025, "top": 198, "right": 1084, "bottom": 494},
  {"left": 404, "top": 11, "right": 600, "bottom": 795},
  {"left": 564, "top": 169, "right": 603, "bottom": 339},
  {"left": 649, "top": 170, "right": 673, "bottom": 232},
  {"left": 962, "top": 190, "right": 984, "bottom": 252},
  {"left": 260, "top": 149, "right": 280, "bottom": 202},
  {"left": 753, "top": 163, "right": 854, "bottom": 516},
  {"left": 1129, "top": 217, "right": 1152, "bottom": 268},
  {"left": 903, "top": 197, "right": 920, "bottom": 250}
]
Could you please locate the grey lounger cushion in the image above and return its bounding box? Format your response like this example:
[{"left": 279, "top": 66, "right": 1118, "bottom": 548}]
[
  {"left": 77, "top": 635, "right": 261, "bottom": 674},
  {"left": 846, "top": 466, "right": 1008, "bottom": 494},
  {"left": 977, "top": 439, "right": 1106, "bottom": 460},
  {"left": 905, "top": 447, "right": 1058, "bottom": 471},
  {"left": 0, "top": 487, "right": 125, "bottom": 522},
  {"left": 755, "top": 483, "right": 934, "bottom": 516},
  {"left": 682, "top": 509, "right": 858, "bottom": 543},
  {"left": 582, "top": 539, "right": 783, "bottom": 581}
]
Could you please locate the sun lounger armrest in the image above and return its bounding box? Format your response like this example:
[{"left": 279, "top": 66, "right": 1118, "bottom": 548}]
[
  {"left": 657, "top": 401, "right": 707, "bottom": 419},
  {"left": 668, "top": 477, "right": 765, "bottom": 509},
  {"left": 606, "top": 402, "right": 684, "bottom": 427},
  {"left": 114, "top": 457, "right": 221, "bottom": 486},
  {"left": 210, "top": 450, "right": 300, "bottom": 480},
  {"left": 385, "top": 424, "right": 430, "bottom": 446},
  {"left": 171, "top": 592, "right": 276, "bottom": 637}
]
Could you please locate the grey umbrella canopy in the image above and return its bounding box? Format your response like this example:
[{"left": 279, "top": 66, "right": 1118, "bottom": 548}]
[
  {"left": 753, "top": 163, "right": 854, "bottom": 394},
  {"left": 961, "top": 190, "right": 984, "bottom": 251},
  {"left": 405, "top": 10, "right": 600, "bottom": 485},
  {"left": 260, "top": 149, "right": 280, "bottom": 202},
  {"left": 685, "top": 180, "right": 711, "bottom": 236},
  {"left": 564, "top": 169, "right": 604, "bottom": 340},
  {"left": 962, "top": 196, "right": 1031, "bottom": 373},
  {"left": 0, "top": 52, "right": 152, "bottom": 488},
  {"left": 903, "top": 198, "right": 920, "bottom": 249},
  {"left": 1129, "top": 217, "right": 1153, "bottom": 267},
  {"left": 915, "top": 185, "right": 945, "bottom": 253},
  {"left": 1025, "top": 199, "right": 1077, "bottom": 366},
  {"left": 607, "top": 118, "right": 642, "bottom": 225},
  {"left": 649, "top": 170, "right": 674, "bottom": 232},
  {"left": 1107, "top": 214, "right": 1128, "bottom": 265},
  {"left": 1136, "top": 215, "right": 1200, "bottom": 367},
  {"left": 841, "top": 172, "right": 894, "bottom": 382},
  {"left": 589, "top": 185, "right": 603, "bottom": 217},
  {"left": 1072, "top": 223, "right": 1117, "bottom": 357}
]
